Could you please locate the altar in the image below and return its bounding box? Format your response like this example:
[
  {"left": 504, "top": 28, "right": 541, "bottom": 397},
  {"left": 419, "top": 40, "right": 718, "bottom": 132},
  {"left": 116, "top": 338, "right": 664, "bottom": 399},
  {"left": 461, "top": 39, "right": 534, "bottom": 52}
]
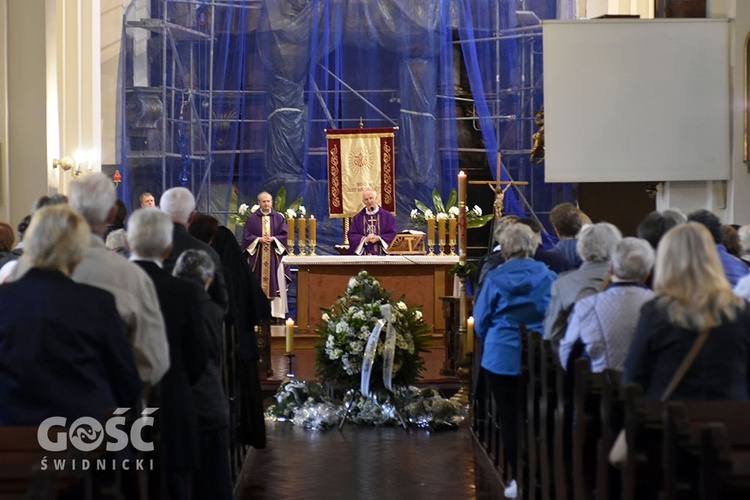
[{"left": 283, "top": 255, "right": 459, "bottom": 335}]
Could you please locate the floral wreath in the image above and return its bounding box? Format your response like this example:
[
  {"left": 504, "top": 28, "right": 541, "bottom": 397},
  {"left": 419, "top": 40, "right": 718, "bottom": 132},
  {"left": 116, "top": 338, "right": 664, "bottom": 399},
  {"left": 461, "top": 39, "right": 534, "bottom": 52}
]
[
  {"left": 314, "top": 270, "right": 430, "bottom": 392},
  {"left": 265, "top": 270, "right": 465, "bottom": 430}
]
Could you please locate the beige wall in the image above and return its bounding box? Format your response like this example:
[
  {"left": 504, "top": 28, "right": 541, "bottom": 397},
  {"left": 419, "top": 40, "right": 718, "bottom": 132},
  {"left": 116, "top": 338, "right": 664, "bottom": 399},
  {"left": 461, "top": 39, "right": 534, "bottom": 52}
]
[
  {"left": 726, "top": 0, "right": 750, "bottom": 224},
  {"left": 2, "top": 0, "right": 60, "bottom": 228},
  {"left": 579, "top": 0, "right": 655, "bottom": 19},
  {"left": 0, "top": 0, "right": 105, "bottom": 228},
  {"left": 101, "top": 0, "right": 126, "bottom": 165}
]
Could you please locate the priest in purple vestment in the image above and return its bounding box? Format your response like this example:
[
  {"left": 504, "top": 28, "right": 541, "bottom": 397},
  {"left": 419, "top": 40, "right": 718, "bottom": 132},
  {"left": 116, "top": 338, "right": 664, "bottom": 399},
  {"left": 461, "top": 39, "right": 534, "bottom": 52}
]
[
  {"left": 348, "top": 188, "right": 398, "bottom": 255},
  {"left": 242, "top": 191, "right": 291, "bottom": 318}
]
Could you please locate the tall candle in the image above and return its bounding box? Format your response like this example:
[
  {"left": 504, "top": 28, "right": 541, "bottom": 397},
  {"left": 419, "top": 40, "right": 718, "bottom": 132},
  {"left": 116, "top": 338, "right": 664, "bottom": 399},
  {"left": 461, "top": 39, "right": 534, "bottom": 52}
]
[
  {"left": 437, "top": 218, "right": 446, "bottom": 250},
  {"left": 285, "top": 318, "right": 295, "bottom": 353},
  {"left": 466, "top": 316, "right": 475, "bottom": 354},
  {"left": 458, "top": 170, "right": 467, "bottom": 205},
  {"left": 298, "top": 217, "right": 306, "bottom": 252},
  {"left": 287, "top": 217, "right": 295, "bottom": 253},
  {"left": 309, "top": 215, "right": 316, "bottom": 243},
  {"left": 449, "top": 217, "right": 457, "bottom": 243},
  {"left": 426, "top": 217, "right": 435, "bottom": 251}
]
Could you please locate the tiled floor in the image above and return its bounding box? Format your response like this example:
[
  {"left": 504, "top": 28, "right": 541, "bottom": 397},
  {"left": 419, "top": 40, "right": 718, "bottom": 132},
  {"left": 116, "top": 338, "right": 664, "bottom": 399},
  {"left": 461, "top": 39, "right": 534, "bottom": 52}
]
[
  {"left": 234, "top": 421, "right": 504, "bottom": 500},
  {"left": 238, "top": 342, "right": 501, "bottom": 500}
]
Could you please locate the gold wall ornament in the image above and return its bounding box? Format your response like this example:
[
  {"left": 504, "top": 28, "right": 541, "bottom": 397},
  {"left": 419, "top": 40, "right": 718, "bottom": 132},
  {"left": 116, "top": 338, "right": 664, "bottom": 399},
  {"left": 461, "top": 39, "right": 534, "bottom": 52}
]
[
  {"left": 52, "top": 157, "right": 74, "bottom": 171},
  {"left": 530, "top": 108, "right": 545, "bottom": 164}
]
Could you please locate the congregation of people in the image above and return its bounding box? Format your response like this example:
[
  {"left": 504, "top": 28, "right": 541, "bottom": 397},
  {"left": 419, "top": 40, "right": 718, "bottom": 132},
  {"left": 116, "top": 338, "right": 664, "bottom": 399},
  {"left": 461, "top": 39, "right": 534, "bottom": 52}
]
[
  {"left": 0, "top": 174, "right": 270, "bottom": 500},
  {"left": 3, "top": 179, "right": 750, "bottom": 498},
  {"left": 472, "top": 202, "right": 750, "bottom": 498}
]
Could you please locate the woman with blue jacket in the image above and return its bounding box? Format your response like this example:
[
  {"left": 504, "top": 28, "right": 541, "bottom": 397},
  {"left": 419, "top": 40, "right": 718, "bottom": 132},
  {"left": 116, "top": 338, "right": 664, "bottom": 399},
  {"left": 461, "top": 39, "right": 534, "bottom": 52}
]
[{"left": 474, "top": 223, "right": 557, "bottom": 498}]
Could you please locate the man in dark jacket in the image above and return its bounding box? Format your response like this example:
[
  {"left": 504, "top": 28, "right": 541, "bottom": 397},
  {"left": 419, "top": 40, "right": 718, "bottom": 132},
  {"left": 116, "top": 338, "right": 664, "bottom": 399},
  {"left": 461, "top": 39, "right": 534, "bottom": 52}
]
[{"left": 128, "top": 207, "right": 208, "bottom": 500}]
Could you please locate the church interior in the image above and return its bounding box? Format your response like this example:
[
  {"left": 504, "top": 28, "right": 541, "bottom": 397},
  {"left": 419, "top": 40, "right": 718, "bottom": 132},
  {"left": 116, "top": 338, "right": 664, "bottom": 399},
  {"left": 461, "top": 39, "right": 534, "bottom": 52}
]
[{"left": 3, "top": 0, "right": 750, "bottom": 499}]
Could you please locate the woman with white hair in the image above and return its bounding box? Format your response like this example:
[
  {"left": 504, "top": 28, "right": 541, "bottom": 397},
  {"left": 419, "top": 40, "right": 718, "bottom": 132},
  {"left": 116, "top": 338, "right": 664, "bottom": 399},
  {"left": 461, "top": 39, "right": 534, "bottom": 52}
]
[
  {"left": 0, "top": 205, "right": 141, "bottom": 425},
  {"left": 624, "top": 223, "right": 750, "bottom": 401},
  {"left": 474, "top": 223, "right": 557, "bottom": 498},
  {"left": 173, "top": 249, "right": 233, "bottom": 500},
  {"left": 543, "top": 222, "right": 623, "bottom": 347},
  {"left": 559, "top": 237, "right": 655, "bottom": 372}
]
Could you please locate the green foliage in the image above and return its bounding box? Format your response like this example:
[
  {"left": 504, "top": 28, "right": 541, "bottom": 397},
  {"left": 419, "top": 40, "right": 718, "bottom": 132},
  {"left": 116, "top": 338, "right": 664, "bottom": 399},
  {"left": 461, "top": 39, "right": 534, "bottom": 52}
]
[
  {"left": 273, "top": 186, "right": 303, "bottom": 214},
  {"left": 229, "top": 186, "right": 304, "bottom": 226},
  {"left": 449, "top": 262, "right": 477, "bottom": 278},
  {"left": 314, "top": 271, "right": 430, "bottom": 392},
  {"left": 410, "top": 188, "right": 493, "bottom": 229}
]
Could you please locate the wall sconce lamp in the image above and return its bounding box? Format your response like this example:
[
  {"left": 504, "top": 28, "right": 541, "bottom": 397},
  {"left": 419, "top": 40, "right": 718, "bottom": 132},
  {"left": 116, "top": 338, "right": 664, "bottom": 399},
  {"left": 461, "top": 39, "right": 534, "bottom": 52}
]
[
  {"left": 52, "top": 156, "right": 75, "bottom": 172},
  {"left": 52, "top": 149, "right": 98, "bottom": 177}
]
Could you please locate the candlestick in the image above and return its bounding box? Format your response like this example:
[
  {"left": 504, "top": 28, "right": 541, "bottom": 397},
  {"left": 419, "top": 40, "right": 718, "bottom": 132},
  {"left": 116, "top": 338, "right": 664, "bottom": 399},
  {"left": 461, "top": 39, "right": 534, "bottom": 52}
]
[
  {"left": 458, "top": 171, "right": 467, "bottom": 205},
  {"left": 298, "top": 217, "right": 307, "bottom": 255},
  {"left": 448, "top": 218, "right": 457, "bottom": 256},
  {"left": 309, "top": 216, "right": 316, "bottom": 255},
  {"left": 466, "top": 316, "right": 475, "bottom": 354},
  {"left": 285, "top": 352, "right": 296, "bottom": 378},
  {"left": 426, "top": 217, "right": 435, "bottom": 255},
  {"left": 437, "top": 218, "right": 446, "bottom": 255},
  {"left": 287, "top": 217, "right": 295, "bottom": 255},
  {"left": 285, "top": 318, "right": 295, "bottom": 353}
]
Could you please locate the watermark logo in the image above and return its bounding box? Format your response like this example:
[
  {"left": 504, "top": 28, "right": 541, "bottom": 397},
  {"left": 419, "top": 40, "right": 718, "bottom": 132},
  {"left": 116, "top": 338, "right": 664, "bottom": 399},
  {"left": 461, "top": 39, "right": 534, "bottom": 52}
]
[{"left": 37, "top": 408, "right": 158, "bottom": 471}]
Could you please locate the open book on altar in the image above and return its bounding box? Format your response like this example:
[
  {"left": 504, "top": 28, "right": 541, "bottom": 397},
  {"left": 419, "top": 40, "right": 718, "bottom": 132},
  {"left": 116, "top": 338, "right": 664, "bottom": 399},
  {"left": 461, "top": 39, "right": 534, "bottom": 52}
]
[{"left": 388, "top": 231, "right": 425, "bottom": 255}]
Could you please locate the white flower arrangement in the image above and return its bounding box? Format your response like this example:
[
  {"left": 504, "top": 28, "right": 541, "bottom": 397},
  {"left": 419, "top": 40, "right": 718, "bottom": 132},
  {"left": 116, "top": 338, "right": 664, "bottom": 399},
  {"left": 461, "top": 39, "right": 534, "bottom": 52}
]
[
  {"left": 284, "top": 206, "right": 307, "bottom": 219},
  {"left": 409, "top": 188, "right": 494, "bottom": 229},
  {"left": 229, "top": 203, "right": 258, "bottom": 226},
  {"left": 315, "top": 270, "right": 429, "bottom": 390}
]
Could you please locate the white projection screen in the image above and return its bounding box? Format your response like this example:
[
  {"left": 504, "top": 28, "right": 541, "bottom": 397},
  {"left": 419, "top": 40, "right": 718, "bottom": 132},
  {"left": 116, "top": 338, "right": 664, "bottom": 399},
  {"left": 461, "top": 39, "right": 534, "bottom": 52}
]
[{"left": 542, "top": 19, "right": 730, "bottom": 183}]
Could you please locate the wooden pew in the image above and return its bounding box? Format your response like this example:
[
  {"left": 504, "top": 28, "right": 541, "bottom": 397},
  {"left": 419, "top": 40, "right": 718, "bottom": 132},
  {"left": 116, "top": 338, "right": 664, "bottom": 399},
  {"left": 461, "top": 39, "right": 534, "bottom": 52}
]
[
  {"left": 516, "top": 326, "right": 531, "bottom": 498},
  {"left": 622, "top": 383, "right": 663, "bottom": 500},
  {"left": 700, "top": 422, "right": 750, "bottom": 498},
  {"left": 525, "top": 329, "right": 543, "bottom": 500},
  {"left": 622, "top": 384, "right": 750, "bottom": 500},
  {"left": 572, "top": 358, "right": 604, "bottom": 500},
  {"left": 553, "top": 348, "right": 574, "bottom": 500},
  {"left": 662, "top": 400, "right": 750, "bottom": 500},
  {"left": 0, "top": 427, "right": 88, "bottom": 499},
  {"left": 595, "top": 369, "right": 624, "bottom": 500},
  {"left": 539, "top": 338, "right": 558, "bottom": 500}
]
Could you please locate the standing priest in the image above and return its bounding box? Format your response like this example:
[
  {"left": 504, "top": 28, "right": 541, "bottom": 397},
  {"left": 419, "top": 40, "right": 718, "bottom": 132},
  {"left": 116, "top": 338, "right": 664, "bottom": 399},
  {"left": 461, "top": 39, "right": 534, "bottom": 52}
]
[
  {"left": 242, "top": 191, "right": 290, "bottom": 319},
  {"left": 348, "top": 188, "right": 398, "bottom": 255}
]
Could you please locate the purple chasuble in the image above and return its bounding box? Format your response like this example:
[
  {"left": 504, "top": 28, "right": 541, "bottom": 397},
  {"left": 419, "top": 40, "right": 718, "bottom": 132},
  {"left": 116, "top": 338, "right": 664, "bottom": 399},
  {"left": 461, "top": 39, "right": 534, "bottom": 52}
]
[
  {"left": 348, "top": 207, "right": 398, "bottom": 255},
  {"left": 242, "top": 210, "right": 290, "bottom": 299}
]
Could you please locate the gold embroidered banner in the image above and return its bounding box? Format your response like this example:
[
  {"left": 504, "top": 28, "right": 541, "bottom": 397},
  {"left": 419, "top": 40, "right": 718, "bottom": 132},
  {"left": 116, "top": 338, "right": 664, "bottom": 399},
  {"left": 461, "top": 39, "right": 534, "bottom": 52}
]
[{"left": 326, "top": 127, "right": 396, "bottom": 218}]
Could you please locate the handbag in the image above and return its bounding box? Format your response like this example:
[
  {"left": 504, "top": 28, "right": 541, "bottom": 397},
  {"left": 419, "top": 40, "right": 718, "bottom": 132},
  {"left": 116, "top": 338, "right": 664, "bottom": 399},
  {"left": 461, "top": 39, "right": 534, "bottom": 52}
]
[{"left": 608, "top": 327, "right": 710, "bottom": 468}]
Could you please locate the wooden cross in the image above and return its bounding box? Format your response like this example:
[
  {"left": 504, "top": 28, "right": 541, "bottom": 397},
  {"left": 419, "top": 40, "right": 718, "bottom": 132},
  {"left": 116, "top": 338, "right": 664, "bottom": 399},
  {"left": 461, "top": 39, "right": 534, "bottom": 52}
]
[{"left": 468, "top": 152, "right": 528, "bottom": 219}]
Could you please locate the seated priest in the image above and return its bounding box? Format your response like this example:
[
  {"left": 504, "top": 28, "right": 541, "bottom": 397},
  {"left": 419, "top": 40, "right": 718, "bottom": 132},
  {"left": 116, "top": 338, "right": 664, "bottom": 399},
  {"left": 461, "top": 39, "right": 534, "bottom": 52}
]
[{"left": 348, "top": 188, "right": 398, "bottom": 255}]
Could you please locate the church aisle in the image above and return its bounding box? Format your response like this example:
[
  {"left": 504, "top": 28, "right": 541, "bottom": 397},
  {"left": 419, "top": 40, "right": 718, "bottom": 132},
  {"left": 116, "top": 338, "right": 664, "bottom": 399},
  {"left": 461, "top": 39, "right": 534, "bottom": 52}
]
[{"left": 234, "top": 420, "right": 504, "bottom": 499}]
